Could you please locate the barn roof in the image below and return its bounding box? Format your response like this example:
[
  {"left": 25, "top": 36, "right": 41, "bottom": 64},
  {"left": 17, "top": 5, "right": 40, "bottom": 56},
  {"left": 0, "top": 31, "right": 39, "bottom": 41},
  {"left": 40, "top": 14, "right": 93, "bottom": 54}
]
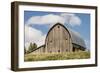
[
  {"left": 46, "top": 23, "right": 86, "bottom": 48},
  {"left": 68, "top": 28, "right": 86, "bottom": 48}
]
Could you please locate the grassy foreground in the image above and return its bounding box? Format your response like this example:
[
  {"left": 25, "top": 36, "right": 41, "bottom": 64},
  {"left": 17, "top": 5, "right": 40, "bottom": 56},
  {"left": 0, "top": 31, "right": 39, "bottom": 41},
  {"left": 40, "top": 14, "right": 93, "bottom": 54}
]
[{"left": 24, "top": 51, "right": 90, "bottom": 62}]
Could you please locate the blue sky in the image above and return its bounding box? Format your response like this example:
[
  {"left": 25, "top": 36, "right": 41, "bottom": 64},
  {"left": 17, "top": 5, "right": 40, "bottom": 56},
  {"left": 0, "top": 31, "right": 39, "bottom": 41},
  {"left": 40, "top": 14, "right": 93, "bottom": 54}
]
[{"left": 24, "top": 11, "right": 90, "bottom": 50}]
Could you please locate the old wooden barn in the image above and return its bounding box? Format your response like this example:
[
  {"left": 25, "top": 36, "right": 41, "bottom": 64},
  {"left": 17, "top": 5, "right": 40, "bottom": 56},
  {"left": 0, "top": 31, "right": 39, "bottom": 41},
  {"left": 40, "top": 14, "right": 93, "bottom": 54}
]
[{"left": 31, "top": 23, "right": 86, "bottom": 54}]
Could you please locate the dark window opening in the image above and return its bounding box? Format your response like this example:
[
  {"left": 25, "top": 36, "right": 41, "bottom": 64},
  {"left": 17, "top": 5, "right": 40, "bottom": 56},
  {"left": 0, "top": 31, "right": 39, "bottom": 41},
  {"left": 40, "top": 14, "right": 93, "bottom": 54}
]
[
  {"left": 50, "top": 40, "right": 52, "bottom": 43},
  {"left": 50, "top": 51, "right": 52, "bottom": 53},
  {"left": 66, "top": 38, "right": 67, "bottom": 40},
  {"left": 58, "top": 50, "right": 60, "bottom": 52},
  {"left": 73, "top": 47, "right": 75, "bottom": 52},
  {"left": 58, "top": 26, "right": 60, "bottom": 28}
]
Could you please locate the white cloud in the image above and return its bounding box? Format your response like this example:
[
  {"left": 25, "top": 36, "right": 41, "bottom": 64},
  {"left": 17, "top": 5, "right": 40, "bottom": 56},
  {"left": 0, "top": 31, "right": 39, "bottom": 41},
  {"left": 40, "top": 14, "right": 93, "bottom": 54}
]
[
  {"left": 25, "top": 25, "right": 46, "bottom": 49},
  {"left": 60, "top": 13, "right": 81, "bottom": 26},
  {"left": 69, "top": 15, "right": 81, "bottom": 26},
  {"left": 26, "top": 14, "right": 65, "bottom": 25},
  {"left": 26, "top": 13, "right": 81, "bottom": 27}
]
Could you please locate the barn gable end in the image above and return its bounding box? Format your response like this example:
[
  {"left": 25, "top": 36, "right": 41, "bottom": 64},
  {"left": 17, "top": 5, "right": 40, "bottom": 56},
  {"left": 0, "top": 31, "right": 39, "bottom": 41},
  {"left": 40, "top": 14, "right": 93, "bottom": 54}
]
[{"left": 45, "top": 23, "right": 73, "bottom": 53}]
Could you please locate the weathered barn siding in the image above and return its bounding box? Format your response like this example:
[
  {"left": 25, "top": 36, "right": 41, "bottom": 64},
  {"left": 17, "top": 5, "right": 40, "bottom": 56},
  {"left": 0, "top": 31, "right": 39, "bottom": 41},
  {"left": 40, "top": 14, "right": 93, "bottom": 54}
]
[{"left": 45, "top": 24, "right": 72, "bottom": 53}]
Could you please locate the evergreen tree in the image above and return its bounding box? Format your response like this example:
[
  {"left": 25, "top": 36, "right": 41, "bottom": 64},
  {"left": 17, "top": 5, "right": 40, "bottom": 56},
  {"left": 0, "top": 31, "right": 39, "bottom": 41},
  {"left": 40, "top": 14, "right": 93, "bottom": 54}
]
[
  {"left": 28, "top": 42, "right": 37, "bottom": 53},
  {"left": 33, "top": 43, "right": 37, "bottom": 50},
  {"left": 24, "top": 47, "right": 26, "bottom": 54}
]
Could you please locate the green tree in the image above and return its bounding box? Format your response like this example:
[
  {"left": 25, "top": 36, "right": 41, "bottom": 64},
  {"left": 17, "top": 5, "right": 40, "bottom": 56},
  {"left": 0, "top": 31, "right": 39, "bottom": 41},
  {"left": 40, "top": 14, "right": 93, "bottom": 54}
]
[
  {"left": 24, "top": 47, "right": 26, "bottom": 54},
  {"left": 33, "top": 43, "right": 37, "bottom": 50},
  {"left": 28, "top": 42, "right": 37, "bottom": 53}
]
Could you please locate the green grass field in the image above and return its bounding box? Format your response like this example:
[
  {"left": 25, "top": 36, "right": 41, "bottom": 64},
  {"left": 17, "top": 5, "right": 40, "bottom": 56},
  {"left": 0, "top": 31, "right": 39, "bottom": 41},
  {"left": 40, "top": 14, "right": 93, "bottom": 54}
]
[{"left": 24, "top": 51, "right": 90, "bottom": 62}]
